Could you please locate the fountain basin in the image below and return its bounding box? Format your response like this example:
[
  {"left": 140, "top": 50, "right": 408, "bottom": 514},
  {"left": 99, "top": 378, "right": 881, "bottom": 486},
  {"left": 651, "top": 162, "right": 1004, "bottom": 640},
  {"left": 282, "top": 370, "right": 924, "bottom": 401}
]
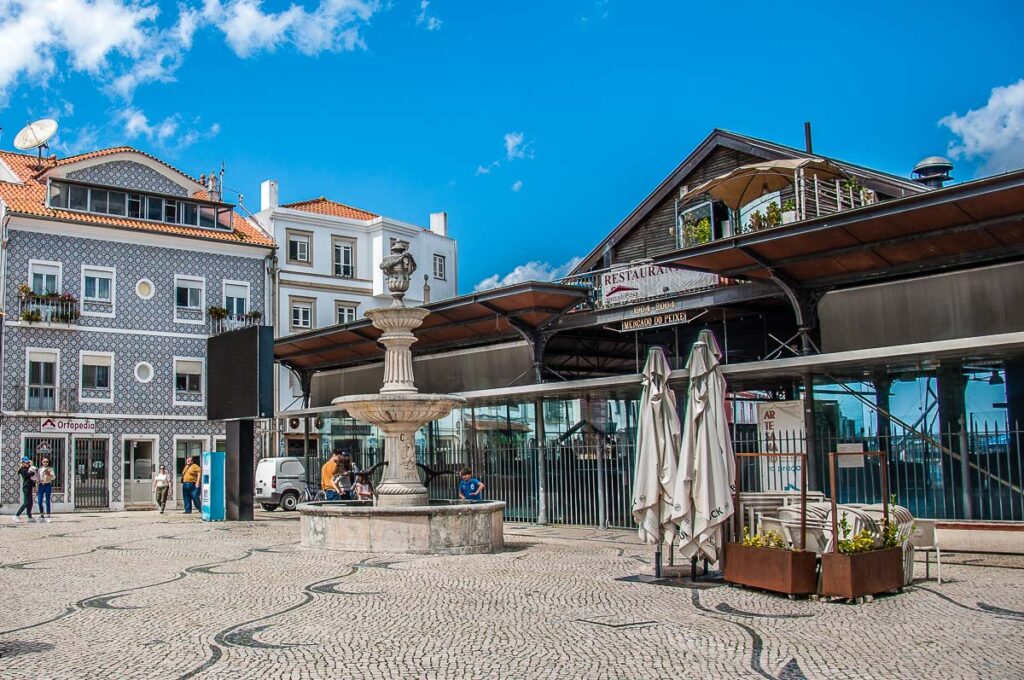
[
  {"left": 332, "top": 393, "right": 466, "bottom": 424},
  {"left": 298, "top": 500, "right": 505, "bottom": 555}
]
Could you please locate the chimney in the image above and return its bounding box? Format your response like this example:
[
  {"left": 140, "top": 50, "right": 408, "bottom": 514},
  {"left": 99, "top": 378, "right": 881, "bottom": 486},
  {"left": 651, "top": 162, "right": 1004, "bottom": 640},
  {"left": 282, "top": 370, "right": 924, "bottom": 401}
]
[
  {"left": 261, "top": 180, "right": 279, "bottom": 211},
  {"left": 429, "top": 211, "right": 448, "bottom": 237},
  {"left": 911, "top": 156, "right": 954, "bottom": 189},
  {"left": 207, "top": 169, "right": 222, "bottom": 202}
]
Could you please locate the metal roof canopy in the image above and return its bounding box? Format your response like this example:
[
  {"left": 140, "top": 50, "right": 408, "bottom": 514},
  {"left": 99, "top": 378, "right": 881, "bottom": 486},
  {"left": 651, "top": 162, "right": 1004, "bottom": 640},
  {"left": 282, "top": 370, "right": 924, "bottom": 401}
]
[
  {"left": 274, "top": 282, "right": 589, "bottom": 372},
  {"left": 654, "top": 169, "right": 1024, "bottom": 288}
]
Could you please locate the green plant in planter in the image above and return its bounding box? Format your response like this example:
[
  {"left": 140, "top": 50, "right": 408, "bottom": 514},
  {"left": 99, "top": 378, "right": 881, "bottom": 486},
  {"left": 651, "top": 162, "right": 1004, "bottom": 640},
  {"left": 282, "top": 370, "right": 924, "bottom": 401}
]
[
  {"left": 245, "top": 310, "right": 263, "bottom": 321},
  {"left": 681, "top": 216, "right": 711, "bottom": 246},
  {"left": 208, "top": 305, "right": 229, "bottom": 320},
  {"left": 748, "top": 210, "right": 764, "bottom": 231},
  {"left": 841, "top": 176, "right": 863, "bottom": 193},
  {"left": 782, "top": 199, "right": 796, "bottom": 212},
  {"left": 741, "top": 526, "right": 787, "bottom": 550},
  {"left": 17, "top": 283, "right": 33, "bottom": 297},
  {"left": 837, "top": 512, "right": 876, "bottom": 555},
  {"left": 21, "top": 309, "right": 42, "bottom": 323},
  {"left": 764, "top": 202, "right": 783, "bottom": 227}
]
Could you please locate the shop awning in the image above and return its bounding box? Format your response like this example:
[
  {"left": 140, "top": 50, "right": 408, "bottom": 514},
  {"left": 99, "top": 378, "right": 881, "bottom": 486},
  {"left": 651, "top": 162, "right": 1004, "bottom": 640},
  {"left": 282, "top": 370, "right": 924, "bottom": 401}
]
[
  {"left": 657, "top": 168, "right": 1024, "bottom": 288},
  {"left": 275, "top": 282, "right": 589, "bottom": 372}
]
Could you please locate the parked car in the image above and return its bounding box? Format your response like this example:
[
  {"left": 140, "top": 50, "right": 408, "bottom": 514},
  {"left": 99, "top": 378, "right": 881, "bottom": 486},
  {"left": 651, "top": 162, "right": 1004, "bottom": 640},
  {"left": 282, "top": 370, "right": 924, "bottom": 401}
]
[{"left": 255, "top": 457, "right": 307, "bottom": 511}]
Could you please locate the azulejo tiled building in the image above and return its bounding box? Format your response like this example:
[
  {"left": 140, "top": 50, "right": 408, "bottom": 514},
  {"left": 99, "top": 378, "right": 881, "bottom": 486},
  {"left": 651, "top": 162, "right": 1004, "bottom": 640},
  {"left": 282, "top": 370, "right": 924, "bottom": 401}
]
[{"left": 0, "top": 146, "right": 275, "bottom": 511}]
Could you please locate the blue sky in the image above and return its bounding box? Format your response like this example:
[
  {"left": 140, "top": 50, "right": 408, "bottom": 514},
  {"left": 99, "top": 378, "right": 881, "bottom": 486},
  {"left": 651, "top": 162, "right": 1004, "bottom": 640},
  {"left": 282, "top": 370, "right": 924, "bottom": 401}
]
[{"left": 1, "top": 1, "right": 1022, "bottom": 293}]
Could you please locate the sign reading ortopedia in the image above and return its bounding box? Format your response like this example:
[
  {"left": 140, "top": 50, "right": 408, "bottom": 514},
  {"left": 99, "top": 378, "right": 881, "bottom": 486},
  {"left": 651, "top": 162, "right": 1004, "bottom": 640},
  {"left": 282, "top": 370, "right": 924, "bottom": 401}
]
[
  {"left": 600, "top": 264, "right": 718, "bottom": 308},
  {"left": 40, "top": 417, "right": 97, "bottom": 434}
]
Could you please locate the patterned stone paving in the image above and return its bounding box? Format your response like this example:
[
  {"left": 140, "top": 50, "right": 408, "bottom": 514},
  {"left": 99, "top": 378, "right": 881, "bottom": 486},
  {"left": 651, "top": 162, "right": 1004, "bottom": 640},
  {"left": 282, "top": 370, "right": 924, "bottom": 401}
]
[{"left": 1, "top": 512, "right": 1023, "bottom": 679}]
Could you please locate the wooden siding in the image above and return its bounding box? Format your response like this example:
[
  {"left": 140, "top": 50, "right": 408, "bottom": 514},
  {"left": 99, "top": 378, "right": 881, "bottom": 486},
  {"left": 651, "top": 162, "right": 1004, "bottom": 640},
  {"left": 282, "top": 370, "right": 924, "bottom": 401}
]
[{"left": 613, "top": 146, "right": 762, "bottom": 263}]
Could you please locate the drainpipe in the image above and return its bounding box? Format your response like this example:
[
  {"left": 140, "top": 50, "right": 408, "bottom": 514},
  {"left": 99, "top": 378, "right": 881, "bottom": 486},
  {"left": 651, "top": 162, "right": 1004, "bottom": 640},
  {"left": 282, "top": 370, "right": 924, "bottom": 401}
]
[{"left": 266, "top": 251, "right": 280, "bottom": 457}]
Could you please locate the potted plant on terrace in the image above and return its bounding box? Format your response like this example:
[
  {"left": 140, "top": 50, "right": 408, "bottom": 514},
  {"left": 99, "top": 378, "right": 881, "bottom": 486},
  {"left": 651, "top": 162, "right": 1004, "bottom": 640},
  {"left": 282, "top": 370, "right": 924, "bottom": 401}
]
[
  {"left": 207, "top": 305, "right": 229, "bottom": 320},
  {"left": 680, "top": 216, "right": 712, "bottom": 247},
  {"left": 724, "top": 526, "right": 818, "bottom": 596},
  {"left": 245, "top": 309, "right": 263, "bottom": 322},
  {"left": 820, "top": 451, "right": 904, "bottom": 601},
  {"left": 781, "top": 199, "right": 797, "bottom": 224}
]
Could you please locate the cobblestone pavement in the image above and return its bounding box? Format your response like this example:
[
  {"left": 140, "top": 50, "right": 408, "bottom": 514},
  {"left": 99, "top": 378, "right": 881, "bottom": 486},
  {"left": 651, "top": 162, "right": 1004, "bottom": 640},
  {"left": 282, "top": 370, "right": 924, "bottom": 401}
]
[{"left": 1, "top": 512, "right": 1023, "bottom": 679}]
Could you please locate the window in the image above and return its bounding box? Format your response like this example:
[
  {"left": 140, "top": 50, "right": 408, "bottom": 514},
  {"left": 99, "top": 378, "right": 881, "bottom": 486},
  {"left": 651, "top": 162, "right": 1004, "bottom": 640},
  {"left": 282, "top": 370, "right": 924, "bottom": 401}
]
[
  {"left": 287, "top": 230, "right": 312, "bottom": 265},
  {"left": 336, "top": 302, "right": 357, "bottom": 325},
  {"left": 135, "top": 278, "right": 154, "bottom": 300},
  {"left": 333, "top": 237, "right": 355, "bottom": 278},
  {"left": 80, "top": 352, "right": 113, "bottom": 402},
  {"left": 29, "top": 261, "right": 60, "bottom": 295},
  {"left": 83, "top": 267, "right": 113, "bottom": 303},
  {"left": 146, "top": 196, "right": 163, "bottom": 221},
  {"left": 163, "top": 200, "right": 178, "bottom": 224},
  {"left": 181, "top": 202, "right": 198, "bottom": 226},
  {"left": 175, "top": 277, "right": 203, "bottom": 309},
  {"left": 433, "top": 254, "right": 446, "bottom": 280},
  {"left": 107, "top": 191, "right": 126, "bottom": 216},
  {"left": 174, "top": 359, "right": 203, "bottom": 396},
  {"left": 128, "top": 194, "right": 143, "bottom": 219},
  {"left": 223, "top": 281, "right": 249, "bottom": 317},
  {"left": 26, "top": 349, "right": 58, "bottom": 411},
  {"left": 290, "top": 299, "right": 313, "bottom": 330},
  {"left": 134, "top": 362, "right": 153, "bottom": 383},
  {"left": 89, "top": 189, "right": 108, "bottom": 214},
  {"left": 68, "top": 185, "right": 88, "bottom": 211}
]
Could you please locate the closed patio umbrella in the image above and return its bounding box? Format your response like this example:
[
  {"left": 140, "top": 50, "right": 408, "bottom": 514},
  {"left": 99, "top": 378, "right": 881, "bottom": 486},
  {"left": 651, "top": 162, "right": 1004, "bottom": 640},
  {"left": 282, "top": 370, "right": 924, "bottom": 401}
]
[
  {"left": 631, "top": 347, "right": 681, "bottom": 572},
  {"left": 671, "top": 330, "right": 735, "bottom": 563}
]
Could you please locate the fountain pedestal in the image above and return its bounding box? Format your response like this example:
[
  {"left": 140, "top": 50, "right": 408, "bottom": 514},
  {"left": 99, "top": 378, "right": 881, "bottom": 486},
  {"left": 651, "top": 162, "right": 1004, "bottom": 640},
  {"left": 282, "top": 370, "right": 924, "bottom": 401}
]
[{"left": 297, "top": 240, "right": 504, "bottom": 554}]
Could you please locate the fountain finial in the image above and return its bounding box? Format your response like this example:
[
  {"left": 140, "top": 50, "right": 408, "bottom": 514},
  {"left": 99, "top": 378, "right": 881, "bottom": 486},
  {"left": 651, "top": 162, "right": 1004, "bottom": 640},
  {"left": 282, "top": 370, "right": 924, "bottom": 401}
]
[{"left": 380, "top": 240, "right": 416, "bottom": 307}]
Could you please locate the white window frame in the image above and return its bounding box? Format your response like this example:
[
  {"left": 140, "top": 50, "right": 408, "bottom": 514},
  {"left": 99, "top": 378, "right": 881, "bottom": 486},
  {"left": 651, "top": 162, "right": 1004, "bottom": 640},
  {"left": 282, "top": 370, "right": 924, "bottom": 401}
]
[
  {"left": 286, "top": 229, "right": 313, "bottom": 265},
  {"left": 332, "top": 236, "right": 356, "bottom": 278},
  {"left": 433, "top": 254, "right": 447, "bottom": 280},
  {"left": 78, "top": 351, "right": 114, "bottom": 404},
  {"left": 28, "top": 259, "right": 63, "bottom": 295},
  {"left": 172, "top": 356, "right": 205, "bottom": 407},
  {"left": 80, "top": 265, "right": 116, "bottom": 318},
  {"left": 174, "top": 275, "right": 206, "bottom": 325},
  {"left": 335, "top": 301, "right": 358, "bottom": 325},
  {"left": 25, "top": 347, "right": 60, "bottom": 412},
  {"left": 222, "top": 279, "right": 251, "bottom": 318},
  {"left": 289, "top": 298, "right": 314, "bottom": 331}
]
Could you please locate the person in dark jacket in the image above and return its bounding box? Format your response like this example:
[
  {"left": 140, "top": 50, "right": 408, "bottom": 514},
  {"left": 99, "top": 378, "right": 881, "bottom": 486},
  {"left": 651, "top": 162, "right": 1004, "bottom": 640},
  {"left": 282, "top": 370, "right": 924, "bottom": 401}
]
[{"left": 14, "top": 457, "right": 36, "bottom": 522}]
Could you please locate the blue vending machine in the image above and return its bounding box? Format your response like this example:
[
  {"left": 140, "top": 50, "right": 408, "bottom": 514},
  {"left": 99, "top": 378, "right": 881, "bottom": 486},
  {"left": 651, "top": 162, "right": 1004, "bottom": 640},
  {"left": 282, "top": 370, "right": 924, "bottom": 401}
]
[{"left": 201, "top": 451, "right": 226, "bottom": 522}]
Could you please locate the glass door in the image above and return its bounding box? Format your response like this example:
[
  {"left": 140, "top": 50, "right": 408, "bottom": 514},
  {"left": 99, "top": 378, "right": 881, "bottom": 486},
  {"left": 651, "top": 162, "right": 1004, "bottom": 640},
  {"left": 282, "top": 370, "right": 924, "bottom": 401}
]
[{"left": 123, "top": 440, "right": 154, "bottom": 505}]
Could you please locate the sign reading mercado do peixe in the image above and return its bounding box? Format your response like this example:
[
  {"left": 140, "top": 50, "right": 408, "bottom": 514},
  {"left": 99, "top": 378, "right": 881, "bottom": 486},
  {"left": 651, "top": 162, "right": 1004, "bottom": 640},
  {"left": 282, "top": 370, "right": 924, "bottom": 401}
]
[{"left": 600, "top": 262, "right": 718, "bottom": 332}]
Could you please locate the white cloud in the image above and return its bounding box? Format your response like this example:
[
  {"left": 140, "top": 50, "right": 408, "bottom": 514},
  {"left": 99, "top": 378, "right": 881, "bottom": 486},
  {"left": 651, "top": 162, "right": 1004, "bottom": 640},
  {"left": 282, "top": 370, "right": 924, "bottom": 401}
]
[
  {"left": 474, "top": 256, "right": 583, "bottom": 292},
  {"left": 475, "top": 160, "right": 500, "bottom": 175},
  {"left": 504, "top": 131, "right": 534, "bottom": 160},
  {"left": 0, "top": 0, "right": 158, "bottom": 104},
  {"left": 416, "top": 0, "right": 441, "bottom": 30},
  {"left": 117, "top": 106, "right": 220, "bottom": 150},
  {"left": 941, "top": 78, "right": 1024, "bottom": 176},
  {"left": 511, "top": 179, "right": 523, "bottom": 192}
]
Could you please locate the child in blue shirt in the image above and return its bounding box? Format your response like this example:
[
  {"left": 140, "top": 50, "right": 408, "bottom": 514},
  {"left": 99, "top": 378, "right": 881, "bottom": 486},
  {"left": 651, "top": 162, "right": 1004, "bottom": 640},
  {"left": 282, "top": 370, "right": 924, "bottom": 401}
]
[{"left": 458, "top": 468, "right": 485, "bottom": 502}]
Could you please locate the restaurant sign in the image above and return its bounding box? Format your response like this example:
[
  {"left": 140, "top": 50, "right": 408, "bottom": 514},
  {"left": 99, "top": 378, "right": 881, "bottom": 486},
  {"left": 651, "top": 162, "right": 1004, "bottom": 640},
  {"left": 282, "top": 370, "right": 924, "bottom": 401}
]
[
  {"left": 40, "top": 417, "right": 96, "bottom": 434},
  {"left": 600, "top": 264, "right": 718, "bottom": 308}
]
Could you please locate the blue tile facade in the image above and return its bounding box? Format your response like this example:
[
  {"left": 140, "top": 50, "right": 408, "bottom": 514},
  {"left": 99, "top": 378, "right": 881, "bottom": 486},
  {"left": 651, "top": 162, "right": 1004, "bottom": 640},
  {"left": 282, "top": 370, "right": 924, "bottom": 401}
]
[{"left": 2, "top": 227, "right": 270, "bottom": 509}]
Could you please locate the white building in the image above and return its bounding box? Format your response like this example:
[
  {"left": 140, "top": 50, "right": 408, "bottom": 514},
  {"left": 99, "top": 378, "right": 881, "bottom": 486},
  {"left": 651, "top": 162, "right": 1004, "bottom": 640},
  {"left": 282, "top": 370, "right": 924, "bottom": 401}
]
[{"left": 255, "top": 180, "right": 458, "bottom": 454}]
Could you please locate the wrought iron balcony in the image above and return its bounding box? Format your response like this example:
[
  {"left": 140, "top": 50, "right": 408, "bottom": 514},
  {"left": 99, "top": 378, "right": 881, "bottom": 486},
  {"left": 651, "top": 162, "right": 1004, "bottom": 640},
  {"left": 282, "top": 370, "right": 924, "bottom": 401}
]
[
  {"left": 18, "top": 293, "right": 81, "bottom": 325},
  {"left": 211, "top": 313, "right": 263, "bottom": 335},
  {"left": 19, "top": 385, "right": 81, "bottom": 412}
]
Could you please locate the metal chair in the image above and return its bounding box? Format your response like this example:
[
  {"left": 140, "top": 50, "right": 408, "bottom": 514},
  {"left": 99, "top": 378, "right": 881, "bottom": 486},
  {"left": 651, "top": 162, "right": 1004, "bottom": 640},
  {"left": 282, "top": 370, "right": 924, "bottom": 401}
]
[{"left": 909, "top": 520, "right": 943, "bottom": 584}]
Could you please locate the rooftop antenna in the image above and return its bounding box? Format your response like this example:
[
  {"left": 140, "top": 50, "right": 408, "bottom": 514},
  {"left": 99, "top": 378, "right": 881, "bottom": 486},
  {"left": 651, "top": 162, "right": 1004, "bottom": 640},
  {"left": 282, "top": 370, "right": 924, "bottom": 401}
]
[{"left": 14, "top": 118, "right": 59, "bottom": 170}]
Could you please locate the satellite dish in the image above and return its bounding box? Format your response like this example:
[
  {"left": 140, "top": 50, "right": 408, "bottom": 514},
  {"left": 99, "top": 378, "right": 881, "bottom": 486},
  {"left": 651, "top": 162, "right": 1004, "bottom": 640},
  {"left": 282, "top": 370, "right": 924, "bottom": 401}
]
[{"left": 13, "top": 118, "right": 58, "bottom": 151}]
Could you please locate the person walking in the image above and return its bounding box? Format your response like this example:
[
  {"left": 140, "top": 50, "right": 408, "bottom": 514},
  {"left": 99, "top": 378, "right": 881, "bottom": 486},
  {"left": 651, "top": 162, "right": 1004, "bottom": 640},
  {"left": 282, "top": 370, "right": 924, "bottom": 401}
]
[
  {"left": 181, "top": 457, "right": 202, "bottom": 514},
  {"left": 153, "top": 465, "right": 171, "bottom": 513},
  {"left": 35, "top": 457, "right": 55, "bottom": 521},
  {"left": 13, "top": 457, "right": 36, "bottom": 522}
]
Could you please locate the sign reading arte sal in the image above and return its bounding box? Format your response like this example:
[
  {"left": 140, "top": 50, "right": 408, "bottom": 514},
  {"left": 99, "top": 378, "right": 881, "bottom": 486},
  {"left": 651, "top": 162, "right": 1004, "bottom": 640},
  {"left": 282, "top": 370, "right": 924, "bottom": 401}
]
[
  {"left": 756, "top": 401, "right": 804, "bottom": 492},
  {"left": 600, "top": 263, "right": 718, "bottom": 308},
  {"left": 41, "top": 417, "right": 96, "bottom": 434}
]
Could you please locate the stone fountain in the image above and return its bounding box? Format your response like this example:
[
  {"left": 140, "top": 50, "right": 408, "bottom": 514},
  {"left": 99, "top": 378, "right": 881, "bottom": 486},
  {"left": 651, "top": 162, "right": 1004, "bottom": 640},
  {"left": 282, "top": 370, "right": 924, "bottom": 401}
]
[{"left": 297, "top": 241, "right": 505, "bottom": 554}]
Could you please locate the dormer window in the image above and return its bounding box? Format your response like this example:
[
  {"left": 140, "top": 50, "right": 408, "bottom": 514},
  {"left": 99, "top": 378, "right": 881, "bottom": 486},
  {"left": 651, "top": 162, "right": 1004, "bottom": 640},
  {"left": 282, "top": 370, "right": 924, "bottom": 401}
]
[{"left": 48, "top": 180, "right": 233, "bottom": 231}]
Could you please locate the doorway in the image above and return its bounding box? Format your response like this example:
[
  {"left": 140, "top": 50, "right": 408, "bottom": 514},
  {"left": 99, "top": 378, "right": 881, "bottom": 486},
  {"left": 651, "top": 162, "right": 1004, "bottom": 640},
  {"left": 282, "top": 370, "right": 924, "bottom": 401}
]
[
  {"left": 74, "top": 438, "right": 108, "bottom": 508},
  {"left": 123, "top": 439, "right": 155, "bottom": 506}
]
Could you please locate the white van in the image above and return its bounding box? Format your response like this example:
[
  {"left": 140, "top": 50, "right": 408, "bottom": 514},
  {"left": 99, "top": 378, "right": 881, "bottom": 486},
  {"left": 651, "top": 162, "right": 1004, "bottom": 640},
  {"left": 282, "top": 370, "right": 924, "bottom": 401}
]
[{"left": 254, "top": 457, "right": 307, "bottom": 511}]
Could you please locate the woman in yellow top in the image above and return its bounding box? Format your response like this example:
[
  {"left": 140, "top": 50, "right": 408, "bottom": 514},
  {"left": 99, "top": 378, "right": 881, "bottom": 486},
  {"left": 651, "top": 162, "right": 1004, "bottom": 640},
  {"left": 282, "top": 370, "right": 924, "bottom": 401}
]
[{"left": 181, "top": 457, "right": 202, "bottom": 514}]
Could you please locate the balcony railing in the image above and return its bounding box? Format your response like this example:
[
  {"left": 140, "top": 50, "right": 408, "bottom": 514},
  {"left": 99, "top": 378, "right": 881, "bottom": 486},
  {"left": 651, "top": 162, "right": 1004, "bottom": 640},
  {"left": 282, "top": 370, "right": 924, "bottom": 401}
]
[
  {"left": 211, "top": 314, "right": 262, "bottom": 335},
  {"left": 20, "top": 385, "right": 80, "bottom": 412},
  {"left": 18, "top": 293, "right": 81, "bottom": 325}
]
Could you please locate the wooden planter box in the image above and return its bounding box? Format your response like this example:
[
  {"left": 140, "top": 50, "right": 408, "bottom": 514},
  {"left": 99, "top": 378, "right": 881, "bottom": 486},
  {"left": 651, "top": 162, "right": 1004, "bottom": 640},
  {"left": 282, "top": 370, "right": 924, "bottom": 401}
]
[
  {"left": 722, "top": 543, "right": 818, "bottom": 596},
  {"left": 820, "top": 547, "right": 903, "bottom": 599}
]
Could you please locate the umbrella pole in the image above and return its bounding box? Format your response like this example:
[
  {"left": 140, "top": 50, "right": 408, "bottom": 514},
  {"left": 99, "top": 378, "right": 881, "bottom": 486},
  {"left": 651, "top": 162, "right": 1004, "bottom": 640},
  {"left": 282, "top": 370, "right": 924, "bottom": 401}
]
[{"left": 655, "top": 524, "right": 663, "bottom": 578}]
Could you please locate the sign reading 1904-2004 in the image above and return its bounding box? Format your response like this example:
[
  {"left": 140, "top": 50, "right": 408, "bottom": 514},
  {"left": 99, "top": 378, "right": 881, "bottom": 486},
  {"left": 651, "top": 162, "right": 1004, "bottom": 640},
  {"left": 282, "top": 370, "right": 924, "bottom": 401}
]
[{"left": 599, "top": 263, "right": 718, "bottom": 308}]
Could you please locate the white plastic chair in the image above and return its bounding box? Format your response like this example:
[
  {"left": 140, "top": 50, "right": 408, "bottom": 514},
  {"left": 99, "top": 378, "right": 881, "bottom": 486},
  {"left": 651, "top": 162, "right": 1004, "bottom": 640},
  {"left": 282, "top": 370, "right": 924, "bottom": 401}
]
[{"left": 909, "top": 520, "right": 942, "bottom": 584}]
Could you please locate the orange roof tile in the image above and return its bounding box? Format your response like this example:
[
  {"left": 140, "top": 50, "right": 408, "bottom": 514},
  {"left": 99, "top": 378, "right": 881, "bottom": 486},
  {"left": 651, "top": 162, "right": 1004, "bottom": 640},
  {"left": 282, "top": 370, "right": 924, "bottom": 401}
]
[
  {"left": 282, "top": 196, "right": 378, "bottom": 220},
  {"left": 0, "top": 147, "right": 274, "bottom": 248}
]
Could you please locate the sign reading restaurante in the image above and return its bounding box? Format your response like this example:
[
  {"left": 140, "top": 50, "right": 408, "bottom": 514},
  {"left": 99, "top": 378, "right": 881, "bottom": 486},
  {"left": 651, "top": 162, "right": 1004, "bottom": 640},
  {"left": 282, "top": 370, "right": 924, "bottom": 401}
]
[{"left": 600, "top": 263, "right": 718, "bottom": 308}]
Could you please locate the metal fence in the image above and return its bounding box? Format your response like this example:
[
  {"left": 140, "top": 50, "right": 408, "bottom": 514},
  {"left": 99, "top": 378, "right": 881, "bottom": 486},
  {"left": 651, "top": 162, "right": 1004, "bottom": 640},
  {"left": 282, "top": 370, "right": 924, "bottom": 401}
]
[{"left": 732, "top": 424, "right": 1024, "bottom": 522}]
